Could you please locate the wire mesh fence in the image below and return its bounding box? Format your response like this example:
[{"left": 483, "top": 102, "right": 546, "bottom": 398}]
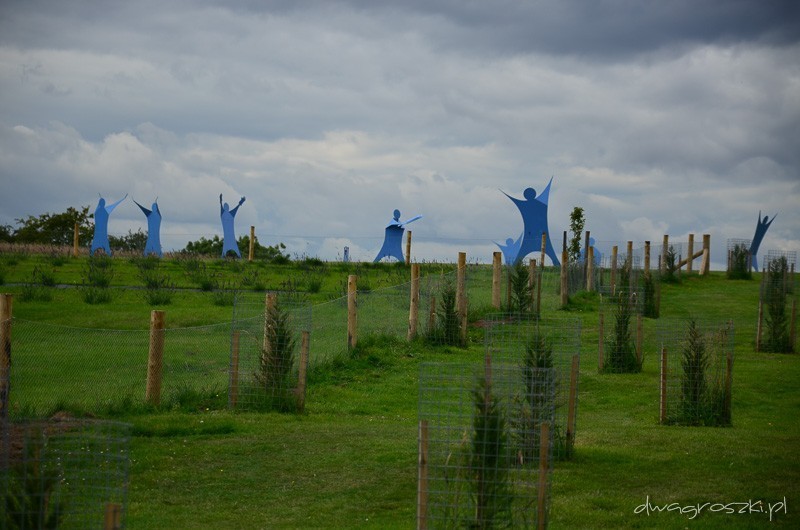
[
  {"left": 0, "top": 417, "right": 131, "bottom": 529},
  {"left": 757, "top": 254, "right": 797, "bottom": 354},
  {"left": 4, "top": 318, "right": 232, "bottom": 419},
  {"left": 483, "top": 314, "right": 581, "bottom": 460},
  {"left": 418, "top": 361, "right": 554, "bottom": 529},
  {"left": 229, "top": 292, "right": 312, "bottom": 412},
  {"left": 726, "top": 238, "right": 752, "bottom": 278},
  {"left": 598, "top": 286, "right": 644, "bottom": 374},
  {"left": 657, "top": 319, "right": 734, "bottom": 426}
]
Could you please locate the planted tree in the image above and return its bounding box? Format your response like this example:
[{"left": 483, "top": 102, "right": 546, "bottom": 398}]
[
  {"left": 762, "top": 257, "right": 793, "bottom": 353},
  {"left": 468, "top": 376, "right": 513, "bottom": 529},
  {"left": 514, "top": 333, "right": 557, "bottom": 463},
  {"left": 507, "top": 260, "right": 533, "bottom": 314},
  {"left": 255, "top": 301, "right": 298, "bottom": 410},
  {"left": 604, "top": 266, "right": 641, "bottom": 373},
  {"left": 727, "top": 243, "right": 752, "bottom": 280},
  {"left": 428, "top": 277, "right": 462, "bottom": 346}
]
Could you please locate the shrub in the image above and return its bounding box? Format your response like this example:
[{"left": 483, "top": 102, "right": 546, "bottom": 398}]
[
  {"left": 508, "top": 260, "right": 533, "bottom": 314},
  {"left": 255, "top": 301, "right": 298, "bottom": 411},
  {"left": 727, "top": 243, "right": 752, "bottom": 280},
  {"left": 83, "top": 255, "right": 114, "bottom": 288},
  {"left": 762, "top": 257, "right": 793, "bottom": 353},
  {"left": 427, "top": 277, "right": 463, "bottom": 346}
]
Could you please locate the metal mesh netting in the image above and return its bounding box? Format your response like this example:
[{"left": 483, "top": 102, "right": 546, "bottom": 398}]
[
  {"left": 483, "top": 314, "right": 580, "bottom": 460},
  {"left": 229, "top": 292, "right": 312, "bottom": 411},
  {"left": 657, "top": 319, "right": 734, "bottom": 427},
  {"left": 598, "top": 286, "right": 644, "bottom": 373},
  {"left": 757, "top": 254, "right": 797, "bottom": 354},
  {"left": 5, "top": 319, "right": 232, "bottom": 418},
  {"left": 0, "top": 418, "right": 131, "bottom": 529},
  {"left": 418, "top": 361, "right": 554, "bottom": 529},
  {"left": 726, "top": 238, "right": 752, "bottom": 275}
]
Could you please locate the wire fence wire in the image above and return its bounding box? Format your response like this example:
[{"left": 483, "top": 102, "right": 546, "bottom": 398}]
[
  {"left": 483, "top": 314, "right": 581, "bottom": 460},
  {"left": 657, "top": 319, "right": 734, "bottom": 427},
  {"left": 418, "top": 361, "right": 554, "bottom": 529},
  {"left": 1, "top": 418, "right": 131, "bottom": 529},
  {"left": 4, "top": 318, "right": 232, "bottom": 419}
]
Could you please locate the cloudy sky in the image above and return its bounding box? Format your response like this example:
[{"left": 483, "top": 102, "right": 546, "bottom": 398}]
[{"left": 1, "top": 0, "right": 798, "bottom": 268}]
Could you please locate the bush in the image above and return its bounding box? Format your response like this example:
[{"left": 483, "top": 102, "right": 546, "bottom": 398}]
[
  {"left": 727, "top": 243, "right": 752, "bottom": 280},
  {"left": 762, "top": 257, "right": 793, "bottom": 353},
  {"left": 254, "top": 301, "right": 299, "bottom": 411}
]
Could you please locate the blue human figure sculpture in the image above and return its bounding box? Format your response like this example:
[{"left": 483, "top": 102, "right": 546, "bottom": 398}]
[
  {"left": 220, "top": 194, "right": 246, "bottom": 258},
  {"left": 134, "top": 198, "right": 163, "bottom": 258},
  {"left": 501, "top": 177, "right": 560, "bottom": 266},
  {"left": 91, "top": 194, "right": 127, "bottom": 256},
  {"left": 749, "top": 211, "right": 776, "bottom": 272},
  {"left": 494, "top": 233, "right": 523, "bottom": 265},
  {"left": 580, "top": 237, "right": 603, "bottom": 266},
  {"left": 373, "top": 209, "right": 422, "bottom": 262}
]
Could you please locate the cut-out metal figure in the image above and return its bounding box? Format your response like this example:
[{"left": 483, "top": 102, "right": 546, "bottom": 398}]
[
  {"left": 501, "top": 177, "right": 560, "bottom": 266},
  {"left": 134, "top": 198, "right": 163, "bottom": 258},
  {"left": 220, "top": 194, "right": 246, "bottom": 258},
  {"left": 749, "top": 211, "right": 776, "bottom": 272},
  {"left": 91, "top": 194, "right": 127, "bottom": 256},
  {"left": 373, "top": 209, "right": 421, "bottom": 263}
]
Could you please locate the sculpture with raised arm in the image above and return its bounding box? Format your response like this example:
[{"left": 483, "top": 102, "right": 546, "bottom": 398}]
[
  {"left": 373, "top": 209, "right": 422, "bottom": 263},
  {"left": 134, "top": 198, "right": 163, "bottom": 258},
  {"left": 749, "top": 211, "right": 776, "bottom": 272},
  {"left": 494, "top": 233, "right": 523, "bottom": 265},
  {"left": 220, "top": 194, "right": 246, "bottom": 258},
  {"left": 91, "top": 194, "right": 127, "bottom": 256},
  {"left": 501, "top": 177, "right": 560, "bottom": 266}
]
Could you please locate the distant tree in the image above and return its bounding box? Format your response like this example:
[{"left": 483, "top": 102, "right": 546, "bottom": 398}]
[
  {"left": 183, "top": 234, "right": 290, "bottom": 262},
  {"left": 109, "top": 229, "right": 148, "bottom": 252},
  {"left": 568, "top": 207, "right": 585, "bottom": 263},
  {"left": 0, "top": 225, "right": 13, "bottom": 242},
  {"left": 13, "top": 206, "right": 93, "bottom": 246},
  {"left": 184, "top": 236, "right": 224, "bottom": 256}
]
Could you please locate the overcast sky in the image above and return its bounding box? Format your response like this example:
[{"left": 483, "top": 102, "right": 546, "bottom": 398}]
[{"left": 1, "top": 0, "right": 798, "bottom": 268}]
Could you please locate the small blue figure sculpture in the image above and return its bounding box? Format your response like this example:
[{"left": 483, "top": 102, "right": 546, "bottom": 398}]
[
  {"left": 134, "top": 198, "right": 163, "bottom": 258},
  {"left": 494, "top": 234, "right": 523, "bottom": 265},
  {"left": 501, "top": 177, "right": 560, "bottom": 266},
  {"left": 91, "top": 194, "right": 127, "bottom": 256},
  {"left": 220, "top": 194, "right": 246, "bottom": 258},
  {"left": 580, "top": 237, "right": 603, "bottom": 266},
  {"left": 749, "top": 211, "right": 776, "bottom": 272},
  {"left": 373, "top": 209, "right": 421, "bottom": 263}
]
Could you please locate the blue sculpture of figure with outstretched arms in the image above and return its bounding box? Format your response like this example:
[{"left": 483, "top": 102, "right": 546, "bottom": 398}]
[
  {"left": 91, "top": 194, "right": 127, "bottom": 255},
  {"left": 134, "top": 198, "right": 163, "bottom": 258},
  {"left": 501, "top": 177, "right": 560, "bottom": 266},
  {"left": 220, "top": 194, "right": 246, "bottom": 258},
  {"left": 373, "top": 209, "right": 422, "bottom": 262},
  {"left": 749, "top": 211, "right": 776, "bottom": 272},
  {"left": 495, "top": 233, "right": 523, "bottom": 265},
  {"left": 580, "top": 237, "right": 603, "bottom": 266}
]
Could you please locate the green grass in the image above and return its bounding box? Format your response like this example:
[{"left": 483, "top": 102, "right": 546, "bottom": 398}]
[{"left": 1, "top": 254, "right": 798, "bottom": 528}]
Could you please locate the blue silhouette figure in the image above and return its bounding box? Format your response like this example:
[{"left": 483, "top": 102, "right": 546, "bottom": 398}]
[
  {"left": 373, "top": 209, "right": 421, "bottom": 263},
  {"left": 749, "top": 211, "right": 776, "bottom": 272},
  {"left": 501, "top": 178, "right": 560, "bottom": 266},
  {"left": 91, "top": 194, "right": 127, "bottom": 255},
  {"left": 134, "top": 198, "right": 163, "bottom": 258},
  {"left": 220, "top": 194, "right": 246, "bottom": 258},
  {"left": 494, "top": 234, "right": 523, "bottom": 265},
  {"left": 580, "top": 237, "right": 603, "bottom": 266}
]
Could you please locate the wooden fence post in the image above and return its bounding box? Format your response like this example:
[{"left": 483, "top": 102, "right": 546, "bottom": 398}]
[
  {"left": 146, "top": 310, "right": 166, "bottom": 406},
  {"left": 661, "top": 235, "right": 669, "bottom": 275},
  {"left": 537, "top": 422, "right": 550, "bottom": 530},
  {"left": 687, "top": 234, "right": 694, "bottom": 274},
  {"left": 296, "top": 331, "right": 310, "bottom": 412},
  {"left": 248, "top": 226, "right": 255, "bottom": 262},
  {"left": 491, "top": 252, "right": 502, "bottom": 309},
  {"left": 529, "top": 259, "right": 537, "bottom": 313},
  {"left": 566, "top": 354, "right": 579, "bottom": 456},
  {"left": 611, "top": 246, "right": 618, "bottom": 295},
  {"left": 230, "top": 330, "right": 240, "bottom": 408},
  {"left": 104, "top": 502, "right": 122, "bottom": 530},
  {"left": 73, "top": 222, "right": 80, "bottom": 257},
  {"left": 644, "top": 241, "right": 651, "bottom": 276},
  {"left": 702, "top": 234, "right": 711, "bottom": 274},
  {"left": 540, "top": 233, "right": 547, "bottom": 267},
  {"left": 586, "top": 247, "right": 594, "bottom": 292},
  {"left": 0, "top": 294, "right": 12, "bottom": 419},
  {"left": 660, "top": 346, "right": 668, "bottom": 424},
  {"left": 408, "top": 264, "right": 420, "bottom": 340},
  {"left": 560, "top": 249, "right": 569, "bottom": 307},
  {"left": 263, "top": 292, "right": 277, "bottom": 354},
  {"left": 456, "top": 252, "right": 467, "bottom": 345},
  {"left": 417, "top": 419, "right": 429, "bottom": 530},
  {"left": 406, "top": 230, "right": 412, "bottom": 265},
  {"left": 348, "top": 275, "right": 358, "bottom": 350}
]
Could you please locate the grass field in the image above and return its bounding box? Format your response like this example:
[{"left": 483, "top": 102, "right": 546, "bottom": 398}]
[{"left": 1, "top": 252, "right": 798, "bottom": 528}]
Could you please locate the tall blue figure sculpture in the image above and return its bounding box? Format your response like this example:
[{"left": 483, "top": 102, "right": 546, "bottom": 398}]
[
  {"left": 220, "top": 194, "right": 246, "bottom": 258},
  {"left": 91, "top": 194, "right": 127, "bottom": 256},
  {"left": 501, "top": 177, "right": 560, "bottom": 266},
  {"left": 373, "top": 209, "right": 421, "bottom": 263},
  {"left": 580, "top": 237, "right": 603, "bottom": 266},
  {"left": 134, "top": 198, "right": 163, "bottom": 258},
  {"left": 749, "top": 211, "right": 776, "bottom": 272},
  {"left": 494, "top": 234, "right": 523, "bottom": 265}
]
